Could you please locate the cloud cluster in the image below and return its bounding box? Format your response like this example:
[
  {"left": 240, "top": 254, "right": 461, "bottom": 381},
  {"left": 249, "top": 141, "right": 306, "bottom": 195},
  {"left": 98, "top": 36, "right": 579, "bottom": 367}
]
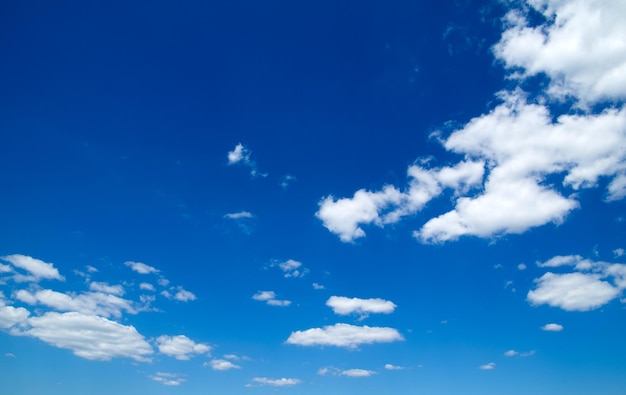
[
  {"left": 316, "top": 0, "right": 626, "bottom": 244},
  {"left": 227, "top": 143, "right": 265, "bottom": 177},
  {"left": 528, "top": 255, "right": 625, "bottom": 311},
  {"left": 252, "top": 291, "right": 291, "bottom": 307}
]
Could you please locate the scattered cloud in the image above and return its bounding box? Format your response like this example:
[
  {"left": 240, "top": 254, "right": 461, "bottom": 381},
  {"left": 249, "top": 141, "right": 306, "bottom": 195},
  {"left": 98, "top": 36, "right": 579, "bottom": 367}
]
[
  {"left": 250, "top": 377, "right": 301, "bottom": 387},
  {"left": 206, "top": 359, "right": 241, "bottom": 371},
  {"left": 124, "top": 261, "right": 159, "bottom": 275},
  {"left": 286, "top": 323, "right": 404, "bottom": 348},
  {"left": 504, "top": 349, "right": 535, "bottom": 357},
  {"left": 5, "top": 352, "right": 15, "bottom": 358},
  {"left": 614, "top": 248, "right": 625, "bottom": 258},
  {"left": 326, "top": 296, "right": 396, "bottom": 318},
  {"left": 480, "top": 362, "right": 496, "bottom": 370},
  {"left": 149, "top": 372, "right": 186, "bottom": 386},
  {"left": 27, "top": 311, "right": 152, "bottom": 361},
  {"left": 0, "top": 301, "right": 30, "bottom": 329},
  {"left": 541, "top": 323, "right": 564, "bottom": 332},
  {"left": 1, "top": 254, "right": 64, "bottom": 282},
  {"left": 312, "top": 282, "right": 325, "bottom": 290},
  {"left": 140, "top": 282, "right": 155, "bottom": 291},
  {"left": 280, "top": 174, "right": 297, "bottom": 189},
  {"left": 252, "top": 291, "right": 291, "bottom": 307},
  {"left": 227, "top": 143, "right": 266, "bottom": 177},
  {"left": 341, "top": 368, "right": 376, "bottom": 377},
  {"left": 504, "top": 349, "right": 518, "bottom": 357},
  {"left": 517, "top": 263, "right": 527, "bottom": 270},
  {"left": 384, "top": 364, "right": 405, "bottom": 370},
  {"left": 528, "top": 256, "right": 626, "bottom": 311},
  {"left": 156, "top": 335, "right": 211, "bottom": 360},
  {"left": 89, "top": 282, "right": 124, "bottom": 296},
  {"left": 274, "top": 259, "right": 308, "bottom": 278},
  {"left": 224, "top": 211, "right": 253, "bottom": 220}
]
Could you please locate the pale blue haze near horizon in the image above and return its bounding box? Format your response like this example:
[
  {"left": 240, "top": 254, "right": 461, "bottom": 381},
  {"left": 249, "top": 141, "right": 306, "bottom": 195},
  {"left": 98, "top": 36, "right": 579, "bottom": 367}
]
[{"left": 1, "top": 0, "right": 626, "bottom": 394}]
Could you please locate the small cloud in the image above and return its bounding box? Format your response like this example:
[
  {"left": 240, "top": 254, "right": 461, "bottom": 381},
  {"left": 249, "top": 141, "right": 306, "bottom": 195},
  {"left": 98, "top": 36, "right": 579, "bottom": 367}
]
[
  {"left": 541, "top": 323, "right": 564, "bottom": 332},
  {"left": 280, "top": 174, "right": 297, "bottom": 189},
  {"left": 124, "top": 261, "right": 159, "bottom": 275},
  {"left": 494, "top": 264, "right": 503, "bottom": 269},
  {"left": 384, "top": 364, "right": 404, "bottom": 370},
  {"left": 504, "top": 350, "right": 518, "bottom": 357},
  {"left": 250, "top": 377, "right": 300, "bottom": 387},
  {"left": 5, "top": 352, "right": 15, "bottom": 358},
  {"left": 275, "top": 259, "right": 308, "bottom": 278},
  {"left": 173, "top": 289, "right": 196, "bottom": 302},
  {"left": 614, "top": 248, "right": 625, "bottom": 257},
  {"left": 1, "top": 254, "right": 64, "bottom": 282},
  {"left": 227, "top": 143, "right": 266, "bottom": 177},
  {"left": 480, "top": 362, "right": 496, "bottom": 370},
  {"left": 518, "top": 263, "right": 527, "bottom": 270},
  {"left": 326, "top": 296, "right": 396, "bottom": 318},
  {"left": 205, "top": 359, "right": 241, "bottom": 371},
  {"left": 341, "top": 369, "right": 376, "bottom": 378},
  {"left": 140, "top": 283, "right": 155, "bottom": 291},
  {"left": 286, "top": 323, "right": 404, "bottom": 348},
  {"left": 520, "top": 350, "right": 536, "bottom": 357},
  {"left": 312, "top": 282, "right": 325, "bottom": 290},
  {"left": 252, "top": 291, "right": 291, "bottom": 307},
  {"left": 149, "top": 372, "right": 185, "bottom": 386},
  {"left": 156, "top": 335, "right": 211, "bottom": 360},
  {"left": 224, "top": 211, "right": 253, "bottom": 220}
]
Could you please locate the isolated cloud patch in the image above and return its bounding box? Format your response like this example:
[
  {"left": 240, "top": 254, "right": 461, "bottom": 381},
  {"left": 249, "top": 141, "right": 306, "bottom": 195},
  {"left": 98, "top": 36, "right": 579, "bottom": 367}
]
[
  {"left": 124, "top": 261, "right": 159, "bottom": 275},
  {"left": 156, "top": 335, "right": 211, "bottom": 360},
  {"left": 1, "top": 254, "right": 64, "bottom": 281},
  {"left": 150, "top": 372, "right": 186, "bottom": 386},
  {"left": 286, "top": 323, "right": 403, "bottom": 348},
  {"left": 541, "top": 323, "right": 564, "bottom": 332},
  {"left": 206, "top": 359, "right": 241, "bottom": 371},
  {"left": 27, "top": 311, "right": 153, "bottom": 361},
  {"left": 227, "top": 143, "right": 265, "bottom": 177},
  {"left": 326, "top": 296, "right": 396, "bottom": 316},
  {"left": 252, "top": 291, "right": 290, "bottom": 307},
  {"left": 250, "top": 377, "right": 300, "bottom": 387},
  {"left": 528, "top": 256, "right": 626, "bottom": 311}
]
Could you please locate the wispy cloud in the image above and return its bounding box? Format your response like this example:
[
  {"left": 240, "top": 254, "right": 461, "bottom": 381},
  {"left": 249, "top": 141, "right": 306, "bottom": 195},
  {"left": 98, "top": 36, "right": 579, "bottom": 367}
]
[
  {"left": 252, "top": 291, "right": 291, "bottom": 307},
  {"left": 227, "top": 143, "right": 266, "bottom": 177},
  {"left": 250, "top": 377, "right": 300, "bottom": 387}
]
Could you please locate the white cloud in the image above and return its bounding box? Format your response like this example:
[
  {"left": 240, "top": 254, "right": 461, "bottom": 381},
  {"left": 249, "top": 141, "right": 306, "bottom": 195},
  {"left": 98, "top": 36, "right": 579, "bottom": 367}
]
[
  {"left": 504, "top": 349, "right": 535, "bottom": 357},
  {"left": 156, "top": 335, "right": 211, "bottom": 360},
  {"left": 504, "top": 349, "right": 518, "bottom": 357},
  {"left": 280, "top": 174, "right": 297, "bottom": 189},
  {"left": 124, "top": 261, "right": 159, "bottom": 275},
  {"left": 173, "top": 289, "right": 196, "bottom": 302},
  {"left": 480, "top": 362, "right": 496, "bottom": 370},
  {"left": 252, "top": 291, "right": 291, "bottom": 307},
  {"left": 276, "top": 259, "right": 307, "bottom": 278},
  {"left": 27, "top": 311, "right": 152, "bottom": 361},
  {"left": 384, "top": 364, "right": 405, "bottom": 370},
  {"left": 150, "top": 372, "right": 185, "bottom": 386},
  {"left": 541, "top": 323, "right": 564, "bottom": 332},
  {"left": 614, "top": 248, "right": 625, "bottom": 258},
  {"left": 341, "top": 368, "right": 376, "bottom": 377},
  {"left": 0, "top": 302, "right": 30, "bottom": 329},
  {"left": 206, "top": 359, "right": 241, "bottom": 371},
  {"left": 227, "top": 143, "right": 265, "bottom": 177},
  {"left": 0, "top": 263, "right": 12, "bottom": 274},
  {"left": 140, "top": 282, "right": 155, "bottom": 291},
  {"left": 528, "top": 255, "right": 626, "bottom": 312},
  {"left": 285, "top": 323, "right": 404, "bottom": 348},
  {"left": 14, "top": 289, "right": 136, "bottom": 319},
  {"left": 326, "top": 296, "right": 396, "bottom": 317},
  {"left": 224, "top": 211, "right": 253, "bottom": 219},
  {"left": 1, "top": 254, "right": 64, "bottom": 281},
  {"left": 89, "top": 282, "right": 124, "bottom": 296},
  {"left": 251, "top": 377, "right": 301, "bottom": 387},
  {"left": 517, "top": 263, "right": 527, "bottom": 270},
  {"left": 312, "top": 282, "right": 325, "bottom": 290},
  {"left": 493, "top": 0, "right": 626, "bottom": 105}
]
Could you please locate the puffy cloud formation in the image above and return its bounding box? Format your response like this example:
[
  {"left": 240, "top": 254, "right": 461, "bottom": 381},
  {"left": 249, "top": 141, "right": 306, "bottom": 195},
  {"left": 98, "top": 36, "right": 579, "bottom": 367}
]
[
  {"left": 1, "top": 254, "right": 64, "bottom": 281},
  {"left": 326, "top": 296, "right": 396, "bottom": 316},
  {"left": 207, "top": 359, "right": 241, "bottom": 371},
  {"left": 27, "top": 311, "right": 153, "bottom": 361},
  {"left": 124, "top": 261, "right": 159, "bottom": 275},
  {"left": 541, "top": 323, "right": 564, "bottom": 332},
  {"left": 156, "top": 335, "right": 211, "bottom": 360},
  {"left": 275, "top": 259, "right": 307, "bottom": 278},
  {"left": 227, "top": 143, "right": 265, "bottom": 177},
  {"left": 528, "top": 256, "right": 626, "bottom": 311},
  {"left": 286, "top": 323, "right": 404, "bottom": 348},
  {"left": 316, "top": 0, "right": 626, "bottom": 244},
  {"left": 480, "top": 362, "right": 496, "bottom": 370},
  {"left": 149, "top": 372, "right": 186, "bottom": 386}
]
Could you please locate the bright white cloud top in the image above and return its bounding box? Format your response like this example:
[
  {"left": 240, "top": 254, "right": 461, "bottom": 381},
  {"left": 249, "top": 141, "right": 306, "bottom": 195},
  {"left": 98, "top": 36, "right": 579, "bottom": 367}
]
[
  {"left": 326, "top": 296, "right": 397, "bottom": 316},
  {"left": 286, "top": 323, "right": 404, "bottom": 348},
  {"left": 156, "top": 335, "right": 211, "bottom": 360}
]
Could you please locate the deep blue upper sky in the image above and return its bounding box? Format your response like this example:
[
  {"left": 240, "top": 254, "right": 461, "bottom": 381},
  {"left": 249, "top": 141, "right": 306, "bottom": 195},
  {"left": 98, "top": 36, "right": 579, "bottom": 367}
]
[{"left": 1, "top": 1, "right": 625, "bottom": 394}]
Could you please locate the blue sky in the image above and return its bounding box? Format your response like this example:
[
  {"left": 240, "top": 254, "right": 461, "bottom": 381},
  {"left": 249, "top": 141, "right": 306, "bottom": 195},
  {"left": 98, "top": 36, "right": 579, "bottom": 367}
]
[{"left": 1, "top": 0, "right": 626, "bottom": 394}]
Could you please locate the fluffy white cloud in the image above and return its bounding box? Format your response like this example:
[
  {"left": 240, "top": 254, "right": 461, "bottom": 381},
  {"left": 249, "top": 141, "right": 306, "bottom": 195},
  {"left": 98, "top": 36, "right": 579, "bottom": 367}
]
[
  {"left": 206, "top": 359, "right": 241, "bottom": 371},
  {"left": 504, "top": 349, "right": 518, "bottom": 357},
  {"left": 1, "top": 254, "right": 64, "bottom": 281},
  {"left": 139, "top": 282, "right": 155, "bottom": 291},
  {"left": 528, "top": 255, "right": 626, "bottom": 311},
  {"left": 480, "top": 362, "right": 496, "bottom": 370},
  {"left": 150, "top": 372, "right": 185, "bottom": 386},
  {"left": 27, "top": 311, "right": 152, "bottom": 361},
  {"left": 541, "top": 323, "right": 564, "bottom": 332},
  {"left": 156, "top": 335, "right": 211, "bottom": 360},
  {"left": 252, "top": 291, "right": 290, "bottom": 307},
  {"left": 326, "top": 296, "right": 396, "bottom": 316},
  {"left": 124, "top": 261, "right": 159, "bottom": 275},
  {"left": 504, "top": 349, "right": 535, "bottom": 357},
  {"left": 0, "top": 302, "right": 30, "bottom": 329},
  {"left": 286, "top": 323, "right": 404, "bottom": 348},
  {"left": 384, "top": 364, "right": 405, "bottom": 370},
  {"left": 173, "top": 289, "right": 196, "bottom": 302},
  {"left": 312, "top": 282, "right": 325, "bottom": 290},
  {"left": 493, "top": 0, "right": 626, "bottom": 105},
  {"left": 528, "top": 272, "right": 619, "bottom": 311},
  {"left": 251, "top": 377, "right": 301, "bottom": 387},
  {"left": 317, "top": 161, "right": 484, "bottom": 242},
  {"left": 14, "top": 289, "right": 136, "bottom": 319}
]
